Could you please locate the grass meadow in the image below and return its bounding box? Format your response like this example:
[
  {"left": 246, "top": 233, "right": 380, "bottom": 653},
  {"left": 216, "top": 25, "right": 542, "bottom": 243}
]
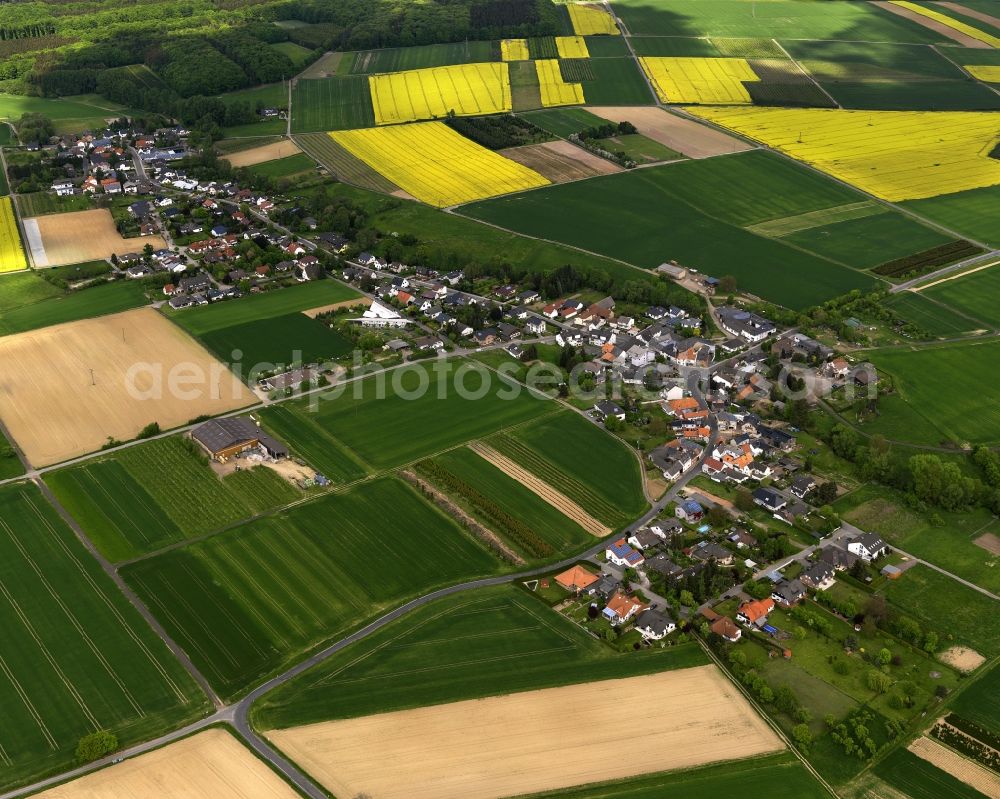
[
  {"left": 431, "top": 446, "right": 596, "bottom": 554},
  {"left": 47, "top": 436, "right": 299, "bottom": 562},
  {"left": 290, "top": 76, "right": 375, "bottom": 132},
  {"left": 922, "top": 265, "right": 1000, "bottom": 329},
  {"left": 885, "top": 292, "right": 986, "bottom": 337},
  {"left": 488, "top": 410, "right": 648, "bottom": 529},
  {"left": 949, "top": 661, "right": 1000, "bottom": 734},
  {"left": 0, "top": 482, "right": 208, "bottom": 790},
  {"left": 866, "top": 339, "right": 1000, "bottom": 445},
  {"left": 874, "top": 748, "right": 989, "bottom": 799},
  {"left": 253, "top": 585, "right": 708, "bottom": 728},
  {"left": 0, "top": 426, "right": 23, "bottom": 479},
  {"left": 263, "top": 361, "right": 554, "bottom": 472},
  {"left": 198, "top": 312, "right": 354, "bottom": 368},
  {"left": 245, "top": 152, "right": 316, "bottom": 179},
  {"left": 0, "top": 279, "right": 149, "bottom": 337},
  {"left": 123, "top": 477, "right": 506, "bottom": 699},
  {"left": 518, "top": 753, "right": 828, "bottom": 799}
]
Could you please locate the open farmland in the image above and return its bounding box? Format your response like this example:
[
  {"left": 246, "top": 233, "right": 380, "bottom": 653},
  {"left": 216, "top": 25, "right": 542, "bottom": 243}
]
[
  {"left": 586, "top": 106, "right": 752, "bottom": 157},
  {"left": 568, "top": 4, "right": 620, "bottom": 36},
  {"left": 122, "top": 477, "right": 504, "bottom": 698},
  {"left": 245, "top": 152, "right": 315, "bottom": 179},
  {"left": 564, "top": 57, "right": 654, "bottom": 104},
  {"left": 905, "top": 186, "right": 1000, "bottom": 247},
  {"left": 874, "top": 748, "right": 991, "bottom": 799},
  {"left": 487, "top": 410, "right": 647, "bottom": 529},
  {"left": 886, "top": 1, "right": 1000, "bottom": 47},
  {"left": 0, "top": 482, "right": 207, "bottom": 791},
  {"left": 22, "top": 209, "right": 167, "bottom": 268},
  {"left": 886, "top": 292, "right": 986, "bottom": 337},
  {"left": 555, "top": 35, "right": 590, "bottom": 59},
  {"left": 0, "top": 93, "right": 131, "bottom": 134},
  {"left": 922, "top": 264, "right": 1000, "bottom": 328},
  {"left": 0, "top": 197, "right": 27, "bottom": 272},
  {"left": 536, "top": 58, "right": 585, "bottom": 106},
  {"left": 330, "top": 122, "right": 550, "bottom": 207},
  {"left": 0, "top": 279, "right": 149, "bottom": 337},
  {"left": 640, "top": 56, "right": 759, "bottom": 103},
  {"left": 47, "top": 435, "right": 299, "bottom": 562},
  {"left": 369, "top": 63, "right": 512, "bottom": 125},
  {"left": 501, "top": 140, "right": 623, "bottom": 182},
  {"left": 348, "top": 41, "right": 496, "bottom": 73},
  {"left": 198, "top": 312, "right": 353, "bottom": 369},
  {"left": 0, "top": 308, "right": 254, "bottom": 466},
  {"left": 290, "top": 76, "right": 375, "bottom": 133},
  {"left": 459, "top": 153, "right": 880, "bottom": 308},
  {"left": 908, "top": 736, "right": 1000, "bottom": 798},
  {"left": 221, "top": 139, "right": 300, "bottom": 168},
  {"left": 686, "top": 107, "right": 1000, "bottom": 201},
  {"left": 866, "top": 339, "right": 1000, "bottom": 445},
  {"left": 34, "top": 729, "right": 300, "bottom": 799},
  {"left": 267, "top": 666, "right": 783, "bottom": 799},
  {"left": 258, "top": 361, "right": 553, "bottom": 471},
  {"left": 293, "top": 132, "right": 403, "bottom": 193},
  {"left": 950, "top": 662, "right": 1000, "bottom": 734},
  {"left": 501, "top": 38, "right": 530, "bottom": 61}
]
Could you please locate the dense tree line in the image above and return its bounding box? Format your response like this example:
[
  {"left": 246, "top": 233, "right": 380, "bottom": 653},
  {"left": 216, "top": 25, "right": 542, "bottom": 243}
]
[{"left": 445, "top": 113, "right": 550, "bottom": 151}]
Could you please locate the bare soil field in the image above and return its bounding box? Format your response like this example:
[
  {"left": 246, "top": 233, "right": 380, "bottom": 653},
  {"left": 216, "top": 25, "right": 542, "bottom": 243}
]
[
  {"left": 469, "top": 441, "right": 610, "bottom": 535},
  {"left": 974, "top": 532, "right": 1000, "bottom": 556},
  {"left": 937, "top": 1, "right": 1000, "bottom": 27},
  {"left": 302, "top": 297, "right": 371, "bottom": 317},
  {"left": 36, "top": 729, "right": 301, "bottom": 799},
  {"left": 871, "top": 1, "right": 991, "bottom": 47},
  {"left": 502, "top": 140, "right": 623, "bottom": 182},
  {"left": 586, "top": 106, "right": 753, "bottom": 158},
  {"left": 268, "top": 666, "right": 783, "bottom": 799},
  {"left": 909, "top": 736, "right": 1000, "bottom": 798},
  {"left": 939, "top": 645, "right": 986, "bottom": 672},
  {"left": 0, "top": 307, "right": 253, "bottom": 466},
  {"left": 222, "top": 139, "right": 300, "bottom": 167},
  {"left": 25, "top": 210, "right": 167, "bottom": 268}
]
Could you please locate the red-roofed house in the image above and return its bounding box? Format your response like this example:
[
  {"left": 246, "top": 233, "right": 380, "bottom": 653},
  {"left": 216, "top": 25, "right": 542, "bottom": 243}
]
[
  {"left": 737, "top": 597, "right": 774, "bottom": 627},
  {"left": 602, "top": 590, "right": 648, "bottom": 625}
]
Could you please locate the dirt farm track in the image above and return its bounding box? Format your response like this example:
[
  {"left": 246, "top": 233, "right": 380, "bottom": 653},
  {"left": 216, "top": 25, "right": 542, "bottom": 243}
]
[
  {"left": 34, "top": 729, "right": 302, "bottom": 799},
  {"left": 0, "top": 307, "right": 253, "bottom": 466},
  {"left": 22, "top": 209, "right": 168, "bottom": 268},
  {"left": 268, "top": 665, "right": 785, "bottom": 799}
]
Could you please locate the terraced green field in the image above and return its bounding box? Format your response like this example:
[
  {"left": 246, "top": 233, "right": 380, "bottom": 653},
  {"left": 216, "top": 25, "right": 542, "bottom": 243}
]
[
  {"left": 460, "top": 152, "right": 881, "bottom": 308},
  {"left": 123, "top": 477, "right": 505, "bottom": 699},
  {"left": 263, "top": 362, "right": 554, "bottom": 472},
  {"left": 254, "top": 585, "right": 708, "bottom": 728},
  {"left": 0, "top": 482, "right": 208, "bottom": 790},
  {"left": 47, "top": 436, "right": 299, "bottom": 562},
  {"left": 922, "top": 264, "right": 1000, "bottom": 328},
  {"left": 0, "top": 280, "right": 149, "bottom": 337},
  {"left": 431, "top": 447, "right": 596, "bottom": 554},
  {"left": 488, "top": 410, "right": 647, "bottom": 529},
  {"left": 291, "top": 76, "right": 375, "bottom": 132},
  {"left": 866, "top": 339, "right": 1000, "bottom": 445}
]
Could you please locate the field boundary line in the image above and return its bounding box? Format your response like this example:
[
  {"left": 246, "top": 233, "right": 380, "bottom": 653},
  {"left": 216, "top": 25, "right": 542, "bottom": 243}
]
[
  {"left": 911, "top": 258, "right": 1000, "bottom": 292},
  {"left": 389, "top": 624, "right": 547, "bottom": 649},
  {"left": 771, "top": 38, "right": 840, "bottom": 108},
  {"left": 23, "top": 492, "right": 192, "bottom": 703},
  {"left": 931, "top": 44, "right": 1000, "bottom": 97},
  {"left": 0, "top": 651, "right": 56, "bottom": 750},
  {"left": 237, "top": 536, "right": 328, "bottom": 629},
  {"left": 0, "top": 518, "right": 145, "bottom": 717}
]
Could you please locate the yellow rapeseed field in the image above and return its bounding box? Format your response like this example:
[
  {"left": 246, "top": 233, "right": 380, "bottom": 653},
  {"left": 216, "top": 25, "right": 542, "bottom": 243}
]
[
  {"left": 686, "top": 106, "right": 1000, "bottom": 201},
  {"left": 555, "top": 36, "right": 590, "bottom": 59},
  {"left": 0, "top": 196, "right": 27, "bottom": 272},
  {"left": 329, "top": 122, "right": 550, "bottom": 207},
  {"left": 568, "top": 4, "right": 620, "bottom": 36},
  {"left": 369, "top": 63, "right": 512, "bottom": 125},
  {"left": 501, "top": 39, "right": 530, "bottom": 61},
  {"left": 535, "top": 59, "right": 585, "bottom": 106},
  {"left": 640, "top": 57, "right": 759, "bottom": 103},
  {"left": 889, "top": 1, "right": 1000, "bottom": 48},
  {"left": 966, "top": 65, "right": 1000, "bottom": 82}
]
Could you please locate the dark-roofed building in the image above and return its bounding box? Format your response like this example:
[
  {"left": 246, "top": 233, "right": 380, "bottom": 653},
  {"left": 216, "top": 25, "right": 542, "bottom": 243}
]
[
  {"left": 191, "top": 416, "right": 288, "bottom": 462},
  {"left": 771, "top": 579, "right": 806, "bottom": 608},
  {"left": 634, "top": 609, "right": 675, "bottom": 640}
]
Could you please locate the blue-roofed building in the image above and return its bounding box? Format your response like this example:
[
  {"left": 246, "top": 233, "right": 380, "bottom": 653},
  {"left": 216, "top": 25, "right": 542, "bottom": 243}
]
[
  {"left": 605, "top": 538, "right": 645, "bottom": 568},
  {"left": 675, "top": 499, "right": 705, "bottom": 522}
]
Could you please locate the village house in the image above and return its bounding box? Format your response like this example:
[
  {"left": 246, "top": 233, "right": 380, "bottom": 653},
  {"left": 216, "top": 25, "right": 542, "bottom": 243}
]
[
  {"left": 554, "top": 565, "right": 599, "bottom": 594},
  {"left": 847, "top": 533, "right": 889, "bottom": 562},
  {"left": 711, "top": 616, "right": 742, "bottom": 642},
  {"left": 753, "top": 487, "right": 787, "bottom": 512},
  {"left": 634, "top": 609, "right": 675, "bottom": 640},
  {"left": 675, "top": 499, "right": 704, "bottom": 522},
  {"left": 593, "top": 400, "right": 626, "bottom": 423},
  {"left": 605, "top": 538, "right": 645, "bottom": 568},
  {"left": 800, "top": 561, "right": 836, "bottom": 591},
  {"left": 602, "top": 590, "right": 648, "bottom": 625},
  {"left": 771, "top": 579, "right": 806, "bottom": 608},
  {"left": 737, "top": 597, "right": 774, "bottom": 628},
  {"left": 716, "top": 306, "right": 776, "bottom": 342}
]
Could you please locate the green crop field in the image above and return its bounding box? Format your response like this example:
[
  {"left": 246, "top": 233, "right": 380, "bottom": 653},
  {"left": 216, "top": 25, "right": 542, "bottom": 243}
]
[
  {"left": 866, "top": 339, "right": 1000, "bottom": 445},
  {"left": 519, "top": 107, "right": 612, "bottom": 138},
  {"left": 950, "top": 661, "right": 1000, "bottom": 733},
  {"left": 878, "top": 564, "right": 1000, "bottom": 657},
  {"left": 588, "top": 133, "right": 682, "bottom": 163},
  {"left": 904, "top": 187, "right": 1000, "bottom": 248},
  {"left": 253, "top": 585, "right": 708, "bottom": 728},
  {"left": 923, "top": 266, "right": 1000, "bottom": 328},
  {"left": 612, "top": 0, "right": 945, "bottom": 42},
  {"left": 519, "top": 753, "right": 828, "bottom": 799},
  {"left": 0, "top": 279, "right": 149, "bottom": 337},
  {"left": 0, "top": 93, "right": 128, "bottom": 133},
  {"left": 430, "top": 447, "right": 596, "bottom": 554},
  {"left": 15, "top": 192, "right": 92, "bottom": 217},
  {"left": 571, "top": 57, "right": 654, "bottom": 105},
  {"left": 47, "top": 436, "right": 299, "bottom": 562},
  {"left": 197, "top": 311, "right": 354, "bottom": 368},
  {"left": 123, "top": 477, "right": 505, "bottom": 699},
  {"left": 460, "top": 152, "right": 880, "bottom": 308},
  {"left": 291, "top": 76, "right": 375, "bottom": 132},
  {"left": 0, "top": 426, "right": 23, "bottom": 479},
  {"left": 629, "top": 36, "right": 722, "bottom": 57},
  {"left": 293, "top": 132, "right": 401, "bottom": 193},
  {"left": 886, "top": 291, "right": 987, "bottom": 337},
  {"left": 170, "top": 280, "right": 359, "bottom": 336},
  {"left": 255, "top": 403, "right": 370, "bottom": 483},
  {"left": 0, "top": 482, "right": 208, "bottom": 790},
  {"left": 216, "top": 82, "right": 289, "bottom": 109},
  {"left": 488, "top": 410, "right": 647, "bottom": 528},
  {"left": 583, "top": 36, "right": 632, "bottom": 57},
  {"left": 262, "top": 361, "right": 554, "bottom": 471},
  {"left": 347, "top": 41, "right": 496, "bottom": 73},
  {"left": 270, "top": 41, "right": 314, "bottom": 67},
  {"left": 246, "top": 153, "right": 316, "bottom": 179},
  {"left": 874, "top": 748, "right": 989, "bottom": 799}
]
